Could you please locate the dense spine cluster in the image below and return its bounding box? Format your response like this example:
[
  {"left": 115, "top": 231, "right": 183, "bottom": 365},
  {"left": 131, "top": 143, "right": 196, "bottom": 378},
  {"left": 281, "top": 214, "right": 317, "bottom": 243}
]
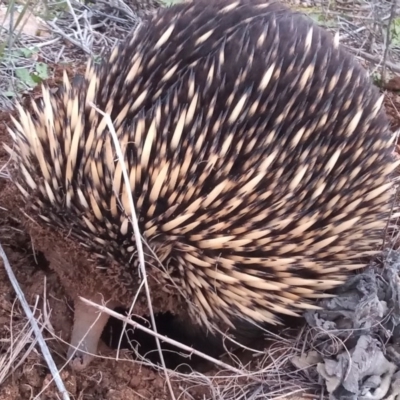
[{"left": 5, "top": 0, "right": 398, "bottom": 335}]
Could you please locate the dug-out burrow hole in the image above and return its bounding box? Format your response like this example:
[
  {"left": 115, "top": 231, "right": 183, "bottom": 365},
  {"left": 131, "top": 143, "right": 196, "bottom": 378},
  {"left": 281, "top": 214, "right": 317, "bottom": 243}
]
[
  {"left": 102, "top": 308, "right": 227, "bottom": 372},
  {"left": 28, "top": 249, "right": 227, "bottom": 372}
]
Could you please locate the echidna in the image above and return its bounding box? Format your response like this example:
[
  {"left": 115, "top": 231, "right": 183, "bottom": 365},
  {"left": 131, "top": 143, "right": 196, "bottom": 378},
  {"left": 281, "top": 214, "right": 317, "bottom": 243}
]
[{"left": 4, "top": 0, "right": 399, "bottom": 370}]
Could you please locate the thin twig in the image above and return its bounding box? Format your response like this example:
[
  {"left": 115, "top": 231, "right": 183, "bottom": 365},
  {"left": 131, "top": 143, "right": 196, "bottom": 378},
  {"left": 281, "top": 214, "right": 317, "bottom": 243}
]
[
  {"left": 344, "top": 44, "right": 400, "bottom": 73},
  {"left": 0, "top": 243, "right": 70, "bottom": 400},
  {"left": 381, "top": 0, "right": 397, "bottom": 84},
  {"left": 88, "top": 102, "right": 177, "bottom": 400}
]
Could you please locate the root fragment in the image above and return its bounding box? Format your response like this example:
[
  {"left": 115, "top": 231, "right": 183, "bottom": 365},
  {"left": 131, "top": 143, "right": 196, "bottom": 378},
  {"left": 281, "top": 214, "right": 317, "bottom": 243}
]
[{"left": 67, "top": 294, "right": 118, "bottom": 371}]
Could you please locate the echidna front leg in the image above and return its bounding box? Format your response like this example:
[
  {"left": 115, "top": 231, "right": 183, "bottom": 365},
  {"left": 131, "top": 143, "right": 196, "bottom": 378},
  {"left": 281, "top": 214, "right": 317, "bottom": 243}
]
[{"left": 67, "top": 294, "right": 118, "bottom": 371}]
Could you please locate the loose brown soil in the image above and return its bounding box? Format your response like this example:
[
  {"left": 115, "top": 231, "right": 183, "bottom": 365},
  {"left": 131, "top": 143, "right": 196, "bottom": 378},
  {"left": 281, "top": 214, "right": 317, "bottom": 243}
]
[{"left": 1, "top": 63, "right": 400, "bottom": 400}]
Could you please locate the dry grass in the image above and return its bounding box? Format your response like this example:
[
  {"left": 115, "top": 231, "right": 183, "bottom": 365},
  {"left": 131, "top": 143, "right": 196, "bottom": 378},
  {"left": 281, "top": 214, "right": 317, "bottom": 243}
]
[
  {"left": 288, "top": 0, "right": 400, "bottom": 81},
  {"left": 0, "top": 0, "right": 152, "bottom": 110},
  {"left": 1, "top": 0, "right": 400, "bottom": 399}
]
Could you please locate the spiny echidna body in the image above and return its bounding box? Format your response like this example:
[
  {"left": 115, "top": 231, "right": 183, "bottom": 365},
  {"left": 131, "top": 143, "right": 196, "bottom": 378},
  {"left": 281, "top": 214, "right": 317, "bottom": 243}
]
[{"left": 5, "top": 0, "right": 399, "bottom": 370}]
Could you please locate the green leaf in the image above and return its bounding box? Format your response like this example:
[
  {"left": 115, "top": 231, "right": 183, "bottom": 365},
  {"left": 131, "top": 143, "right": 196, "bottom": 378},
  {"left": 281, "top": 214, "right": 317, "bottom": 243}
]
[
  {"left": 35, "top": 62, "right": 49, "bottom": 80},
  {"left": 15, "top": 68, "right": 37, "bottom": 87},
  {"left": 30, "top": 74, "right": 42, "bottom": 84},
  {"left": 19, "top": 48, "right": 35, "bottom": 58},
  {"left": 308, "top": 12, "right": 336, "bottom": 28},
  {"left": 391, "top": 18, "right": 400, "bottom": 46}
]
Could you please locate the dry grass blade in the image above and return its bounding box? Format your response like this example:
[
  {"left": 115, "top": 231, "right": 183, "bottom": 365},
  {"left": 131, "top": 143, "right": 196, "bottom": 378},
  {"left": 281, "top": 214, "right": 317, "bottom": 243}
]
[
  {"left": 0, "top": 243, "right": 70, "bottom": 400},
  {"left": 288, "top": 0, "right": 400, "bottom": 81},
  {"left": 88, "top": 102, "right": 177, "bottom": 400},
  {"left": 0, "top": 0, "right": 146, "bottom": 111},
  {"left": 0, "top": 300, "right": 36, "bottom": 385}
]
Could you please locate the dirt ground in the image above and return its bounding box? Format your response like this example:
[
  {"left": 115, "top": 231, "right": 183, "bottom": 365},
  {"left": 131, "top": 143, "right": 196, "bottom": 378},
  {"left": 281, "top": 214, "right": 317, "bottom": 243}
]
[{"left": 1, "top": 64, "right": 400, "bottom": 400}]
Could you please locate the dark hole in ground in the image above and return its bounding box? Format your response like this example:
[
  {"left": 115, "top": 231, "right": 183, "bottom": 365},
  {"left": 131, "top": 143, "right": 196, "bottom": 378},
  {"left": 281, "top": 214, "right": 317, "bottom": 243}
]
[
  {"left": 22, "top": 247, "right": 227, "bottom": 372},
  {"left": 30, "top": 250, "right": 51, "bottom": 272},
  {"left": 101, "top": 307, "right": 226, "bottom": 372},
  {"left": 22, "top": 246, "right": 305, "bottom": 373}
]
